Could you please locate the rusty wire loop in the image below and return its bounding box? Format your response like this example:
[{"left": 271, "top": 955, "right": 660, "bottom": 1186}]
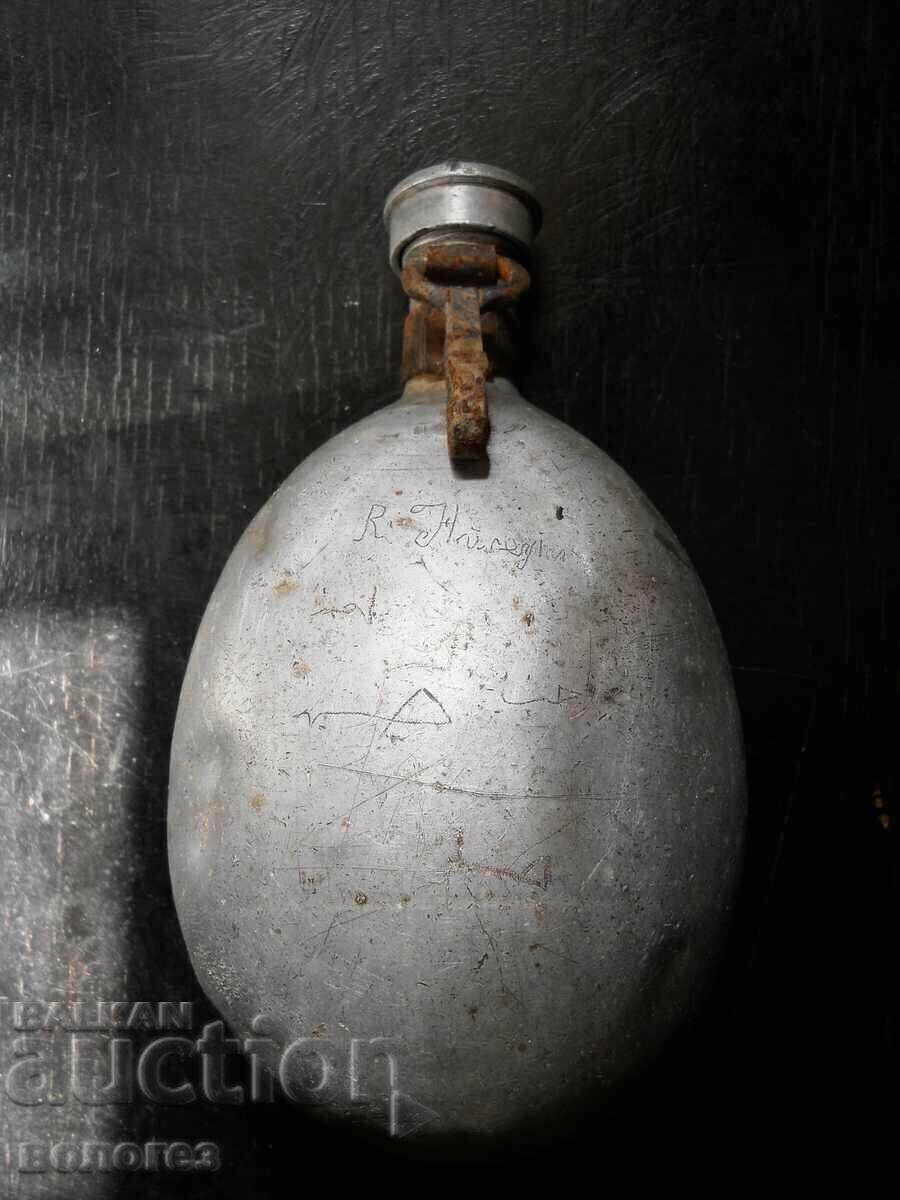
[{"left": 401, "top": 244, "right": 530, "bottom": 460}]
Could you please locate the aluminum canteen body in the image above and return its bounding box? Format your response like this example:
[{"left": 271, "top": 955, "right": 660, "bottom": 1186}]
[{"left": 168, "top": 372, "right": 745, "bottom": 1141}]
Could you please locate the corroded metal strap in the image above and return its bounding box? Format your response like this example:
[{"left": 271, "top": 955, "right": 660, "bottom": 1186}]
[{"left": 401, "top": 244, "right": 530, "bottom": 460}]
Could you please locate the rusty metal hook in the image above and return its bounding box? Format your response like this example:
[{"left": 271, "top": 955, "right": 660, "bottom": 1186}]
[{"left": 401, "top": 244, "right": 530, "bottom": 460}]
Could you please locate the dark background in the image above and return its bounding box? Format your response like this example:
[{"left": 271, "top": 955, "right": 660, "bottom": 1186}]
[{"left": 1, "top": 0, "right": 896, "bottom": 1189}]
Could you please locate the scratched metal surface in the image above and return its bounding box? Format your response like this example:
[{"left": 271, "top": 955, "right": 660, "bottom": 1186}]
[
  {"left": 168, "top": 376, "right": 746, "bottom": 1141},
  {"left": 0, "top": 0, "right": 896, "bottom": 1189}
]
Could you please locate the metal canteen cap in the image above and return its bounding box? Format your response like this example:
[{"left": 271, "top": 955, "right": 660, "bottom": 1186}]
[{"left": 383, "top": 160, "right": 543, "bottom": 273}]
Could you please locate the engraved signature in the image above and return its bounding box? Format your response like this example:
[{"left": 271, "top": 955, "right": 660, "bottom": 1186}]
[{"left": 354, "top": 501, "right": 566, "bottom": 571}]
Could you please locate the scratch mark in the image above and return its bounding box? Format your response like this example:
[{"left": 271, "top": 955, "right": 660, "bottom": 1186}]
[
  {"left": 295, "top": 688, "right": 451, "bottom": 733},
  {"left": 465, "top": 881, "right": 514, "bottom": 999},
  {"left": 310, "top": 586, "right": 376, "bottom": 624},
  {"left": 298, "top": 754, "right": 448, "bottom": 839},
  {"left": 509, "top": 816, "right": 582, "bottom": 867},
  {"left": 450, "top": 855, "right": 551, "bottom": 891},
  {"left": 413, "top": 556, "right": 456, "bottom": 595},
  {"left": 0, "top": 654, "right": 77, "bottom": 679},
  {"left": 501, "top": 684, "right": 583, "bottom": 707},
  {"left": 580, "top": 847, "right": 615, "bottom": 892},
  {"left": 318, "top": 763, "right": 613, "bottom": 804}
]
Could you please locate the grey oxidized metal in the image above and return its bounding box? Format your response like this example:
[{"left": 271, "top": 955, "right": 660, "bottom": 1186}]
[{"left": 168, "top": 165, "right": 745, "bottom": 1142}]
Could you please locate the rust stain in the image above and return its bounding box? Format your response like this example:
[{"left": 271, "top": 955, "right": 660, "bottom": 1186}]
[
  {"left": 248, "top": 522, "right": 269, "bottom": 551},
  {"left": 249, "top": 793, "right": 264, "bottom": 812},
  {"left": 274, "top": 571, "right": 299, "bottom": 596},
  {"left": 197, "top": 794, "right": 225, "bottom": 850}
]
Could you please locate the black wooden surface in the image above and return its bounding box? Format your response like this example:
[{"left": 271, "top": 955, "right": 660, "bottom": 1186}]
[{"left": 1, "top": 0, "right": 896, "bottom": 1189}]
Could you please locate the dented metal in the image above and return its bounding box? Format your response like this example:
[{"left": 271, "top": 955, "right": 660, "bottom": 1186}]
[{"left": 167, "top": 164, "right": 746, "bottom": 1145}]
